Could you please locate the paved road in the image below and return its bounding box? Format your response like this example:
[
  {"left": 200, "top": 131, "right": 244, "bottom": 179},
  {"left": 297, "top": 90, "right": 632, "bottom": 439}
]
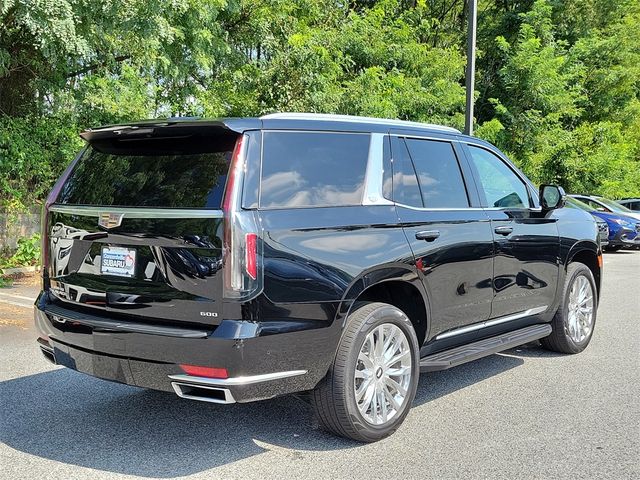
[{"left": 1, "top": 253, "right": 638, "bottom": 479}]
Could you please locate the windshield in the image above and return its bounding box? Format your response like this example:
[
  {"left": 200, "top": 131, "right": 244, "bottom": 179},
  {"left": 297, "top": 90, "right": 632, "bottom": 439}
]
[
  {"left": 565, "top": 196, "right": 594, "bottom": 212},
  {"left": 596, "top": 197, "right": 633, "bottom": 213}
]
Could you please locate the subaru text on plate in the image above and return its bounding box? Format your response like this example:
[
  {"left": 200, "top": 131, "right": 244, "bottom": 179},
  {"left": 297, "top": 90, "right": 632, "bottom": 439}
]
[{"left": 36, "top": 113, "right": 602, "bottom": 442}]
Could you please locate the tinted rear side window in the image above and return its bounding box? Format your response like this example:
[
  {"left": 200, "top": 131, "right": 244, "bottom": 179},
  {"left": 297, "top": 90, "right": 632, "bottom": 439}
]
[
  {"left": 58, "top": 136, "right": 236, "bottom": 208},
  {"left": 404, "top": 138, "right": 469, "bottom": 208},
  {"left": 391, "top": 138, "right": 423, "bottom": 208},
  {"left": 260, "top": 131, "right": 370, "bottom": 208}
]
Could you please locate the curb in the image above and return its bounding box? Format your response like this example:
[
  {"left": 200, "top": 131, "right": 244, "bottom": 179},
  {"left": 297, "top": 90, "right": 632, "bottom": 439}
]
[{"left": 1, "top": 266, "right": 40, "bottom": 275}]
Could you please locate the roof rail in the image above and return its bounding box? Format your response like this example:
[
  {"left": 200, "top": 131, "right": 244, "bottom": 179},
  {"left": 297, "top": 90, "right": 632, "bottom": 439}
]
[{"left": 260, "top": 112, "right": 461, "bottom": 133}]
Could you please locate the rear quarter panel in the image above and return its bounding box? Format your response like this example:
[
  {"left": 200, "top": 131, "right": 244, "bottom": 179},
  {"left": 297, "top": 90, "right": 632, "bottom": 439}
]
[{"left": 256, "top": 206, "right": 418, "bottom": 319}]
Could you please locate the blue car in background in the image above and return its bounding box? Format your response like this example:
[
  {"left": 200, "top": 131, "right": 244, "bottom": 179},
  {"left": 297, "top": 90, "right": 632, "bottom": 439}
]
[
  {"left": 569, "top": 195, "right": 640, "bottom": 251},
  {"left": 564, "top": 197, "right": 609, "bottom": 247}
]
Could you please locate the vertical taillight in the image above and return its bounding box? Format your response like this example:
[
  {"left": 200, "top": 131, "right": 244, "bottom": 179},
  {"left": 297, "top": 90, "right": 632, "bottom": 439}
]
[
  {"left": 245, "top": 233, "right": 257, "bottom": 280},
  {"left": 222, "top": 135, "right": 262, "bottom": 300}
]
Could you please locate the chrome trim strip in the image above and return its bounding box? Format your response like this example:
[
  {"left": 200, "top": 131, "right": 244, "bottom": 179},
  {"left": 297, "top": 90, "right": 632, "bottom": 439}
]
[
  {"left": 435, "top": 305, "right": 549, "bottom": 340},
  {"left": 49, "top": 205, "right": 223, "bottom": 219},
  {"left": 395, "top": 203, "right": 486, "bottom": 212},
  {"left": 171, "top": 383, "right": 236, "bottom": 404},
  {"left": 362, "top": 133, "right": 394, "bottom": 206},
  {"left": 168, "top": 369, "right": 308, "bottom": 387},
  {"left": 261, "top": 113, "right": 461, "bottom": 133},
  {"left": 389, "top": 133, "right": 459, "bottom": 142},
  {"left": 393, "top": 203, "right": 543, "bottom": 213}
]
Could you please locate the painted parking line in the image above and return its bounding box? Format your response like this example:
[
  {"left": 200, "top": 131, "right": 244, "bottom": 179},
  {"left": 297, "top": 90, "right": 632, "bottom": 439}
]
[
  {"left": 0, "top": 297, "right": 33, "bottom": 309},
  {"left": 0, "top": 291, "right": 36, "bottom": 302}
]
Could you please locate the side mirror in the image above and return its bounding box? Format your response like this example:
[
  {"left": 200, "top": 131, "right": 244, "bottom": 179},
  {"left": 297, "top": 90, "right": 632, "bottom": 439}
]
[{"left": 539, "top": 184, "right": 566, "bottom": 210}]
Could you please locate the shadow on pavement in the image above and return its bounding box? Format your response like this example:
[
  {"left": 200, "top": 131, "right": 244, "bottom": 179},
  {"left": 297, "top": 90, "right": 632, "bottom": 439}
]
[
  {"left": 0, "top": 351, "right": 525, "bottom": 477},
  {"left": 500, "top": 340, "right": 567, "bottom": 358}
]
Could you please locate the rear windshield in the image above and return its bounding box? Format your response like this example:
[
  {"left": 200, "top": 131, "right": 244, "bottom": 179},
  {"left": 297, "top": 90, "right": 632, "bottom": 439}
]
[
  {"left": 260, "top": 131, "right": 370, "bottom": 209},
  {"left": 58, "top": 134, "right": 237, "bottom": 208}
]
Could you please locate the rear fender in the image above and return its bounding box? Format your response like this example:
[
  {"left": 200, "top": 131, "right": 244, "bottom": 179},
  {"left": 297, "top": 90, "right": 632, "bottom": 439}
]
[{"left": 335, "top": 264, "right": 430, "bottom": 332}]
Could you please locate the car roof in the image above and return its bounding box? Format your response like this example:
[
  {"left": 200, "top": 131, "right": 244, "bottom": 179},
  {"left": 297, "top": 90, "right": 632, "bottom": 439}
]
[
  {"left": 570, "top": 194, "right": 600, "bottom": 200},
  {"left": 260, "top": 112, "right": 460, "bottom": 134},
  {"left": 81, "top": 113, "right": 466, "bottom": 141}
]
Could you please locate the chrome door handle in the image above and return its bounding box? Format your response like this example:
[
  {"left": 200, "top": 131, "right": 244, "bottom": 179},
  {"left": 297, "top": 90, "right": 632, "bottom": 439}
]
[
  {"left": 415, "top": 230, "right": 440, "bottom": 242},
  {"left": 494, "top": 226, "right": 513, "bottom": 236}
]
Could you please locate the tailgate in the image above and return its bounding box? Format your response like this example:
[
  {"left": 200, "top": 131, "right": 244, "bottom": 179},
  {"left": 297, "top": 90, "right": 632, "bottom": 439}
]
[
  {"left": 43, "top": 123, "right": 240, "bottom": 327},
  {"left": 46, "top": 206, "right": 224, "bottom": 326}
]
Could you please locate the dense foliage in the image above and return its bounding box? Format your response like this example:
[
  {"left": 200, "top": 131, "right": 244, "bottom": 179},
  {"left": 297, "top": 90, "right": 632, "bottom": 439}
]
[
  {"left": 1, "top": 0, "right": 639, "bottom": 209},
  {"left": 0, "top": 232, "right": 40, "bottom": 268}
]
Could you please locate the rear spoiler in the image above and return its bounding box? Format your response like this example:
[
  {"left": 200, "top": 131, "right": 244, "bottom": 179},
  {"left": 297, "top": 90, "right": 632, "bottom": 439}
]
[
  {"left": 80, "top": 118, "right": 261, "bottom": 143},
  {"left": 79, "top": 118, "right": 261, "bottom": 155}
]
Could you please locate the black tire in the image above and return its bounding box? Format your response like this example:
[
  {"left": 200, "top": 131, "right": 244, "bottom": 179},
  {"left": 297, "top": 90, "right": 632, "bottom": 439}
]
[
  {"left": 540, "top": 262, "right": 597, "bottom": 354},
  {"left": 604, "top": 245, "right": 622, "bottom": 252},
  {"left": 311, "top": 302, "right": 420, "bottom": 442}
]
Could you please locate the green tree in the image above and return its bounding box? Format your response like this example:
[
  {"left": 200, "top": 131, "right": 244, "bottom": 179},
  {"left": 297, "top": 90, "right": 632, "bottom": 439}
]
[{"left": 1, "top": 0, "right": 639, "bottom": 209}]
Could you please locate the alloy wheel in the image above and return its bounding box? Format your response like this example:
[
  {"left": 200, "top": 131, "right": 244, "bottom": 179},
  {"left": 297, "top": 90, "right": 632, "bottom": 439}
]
[
  {"left": 354, "top": 323, "right": 413, "bottom": 425},
  {"left": 565, "top": 274, "right": 594, "bottom": 343}
]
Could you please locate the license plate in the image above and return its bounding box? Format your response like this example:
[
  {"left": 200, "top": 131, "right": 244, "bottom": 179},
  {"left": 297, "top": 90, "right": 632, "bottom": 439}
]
[{"left": 100, "top": 246, "right": 136, "bottom": 277}]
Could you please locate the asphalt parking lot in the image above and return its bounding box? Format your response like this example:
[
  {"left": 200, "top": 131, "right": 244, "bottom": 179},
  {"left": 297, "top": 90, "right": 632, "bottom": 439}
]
[{"left": 0, "top": 252, "right": 638, "bottom": 480}]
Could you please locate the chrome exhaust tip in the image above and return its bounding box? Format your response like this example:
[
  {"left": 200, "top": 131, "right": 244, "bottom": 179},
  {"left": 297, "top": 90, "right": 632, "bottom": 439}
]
[
  {"left": 171, "top": 382, "right": 236, "bottom": 404},
  {"left": 39, "top": 345, "right": 56, "bottom": 365}
]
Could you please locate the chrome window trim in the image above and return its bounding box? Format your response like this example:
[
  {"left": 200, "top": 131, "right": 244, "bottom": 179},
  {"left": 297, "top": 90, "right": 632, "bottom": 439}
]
[
  {"left": 394, "top": 203, "right": 485, "bottom": 212},
  {"left": 389, "top": 133, "right": 458, "bottom": 142},
  {"left": 483, "top": 206, "right": 543, "bottom": 213},
  {"left": 49, "top": 205, "right": 223, "bottom": 219},
  {"left": 392, "top": 202, "right": 543, "bottom": 213},
  {"left": 434, "top": 305, "right": 549, "bottom": 340},
  {"left": 168, "top": 369, "right": 308, "bottom": 387},
  {"left": 363, "top": 133, "right": 394, "bottom": 206}
]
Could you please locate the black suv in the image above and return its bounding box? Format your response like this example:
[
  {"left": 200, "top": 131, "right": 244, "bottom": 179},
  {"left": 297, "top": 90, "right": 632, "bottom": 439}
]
[{"left": 36, "top": 113, "right": 602, "bottom": 442}]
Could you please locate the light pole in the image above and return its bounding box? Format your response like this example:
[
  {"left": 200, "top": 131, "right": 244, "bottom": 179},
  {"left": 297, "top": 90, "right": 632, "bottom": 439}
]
[{"left": 464, "top": 0, "right": 477, "bottom": 136}]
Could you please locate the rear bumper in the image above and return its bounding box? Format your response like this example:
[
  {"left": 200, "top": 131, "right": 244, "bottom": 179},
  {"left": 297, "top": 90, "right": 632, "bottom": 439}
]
[{"left": 34, "top": 295, "right": 339, "bottom": 403}]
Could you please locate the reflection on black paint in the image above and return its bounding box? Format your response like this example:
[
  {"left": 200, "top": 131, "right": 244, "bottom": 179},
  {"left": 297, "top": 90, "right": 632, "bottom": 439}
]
[
  {"left": 47, "top": 215, "right": 226, "bottom": 326},
  {"left": 263, "top": 242, "right": 351, "bottom": 303},
  {"left": 57, "top": 144, "right": 234, "bottom": 208}
]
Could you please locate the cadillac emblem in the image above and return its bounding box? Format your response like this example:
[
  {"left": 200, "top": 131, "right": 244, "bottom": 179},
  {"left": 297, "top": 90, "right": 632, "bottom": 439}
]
[{"left": 98, "top": 212, "right": 124, "bottom": 229}]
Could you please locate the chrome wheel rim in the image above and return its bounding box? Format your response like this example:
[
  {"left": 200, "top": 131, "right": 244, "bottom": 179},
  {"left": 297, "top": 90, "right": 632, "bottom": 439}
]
[
  {"left": 565, "top": 275, "right": 594, "bottom": 343},
  {"left": 354, "top": 323, "right": 412, "bottom": 425}
]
